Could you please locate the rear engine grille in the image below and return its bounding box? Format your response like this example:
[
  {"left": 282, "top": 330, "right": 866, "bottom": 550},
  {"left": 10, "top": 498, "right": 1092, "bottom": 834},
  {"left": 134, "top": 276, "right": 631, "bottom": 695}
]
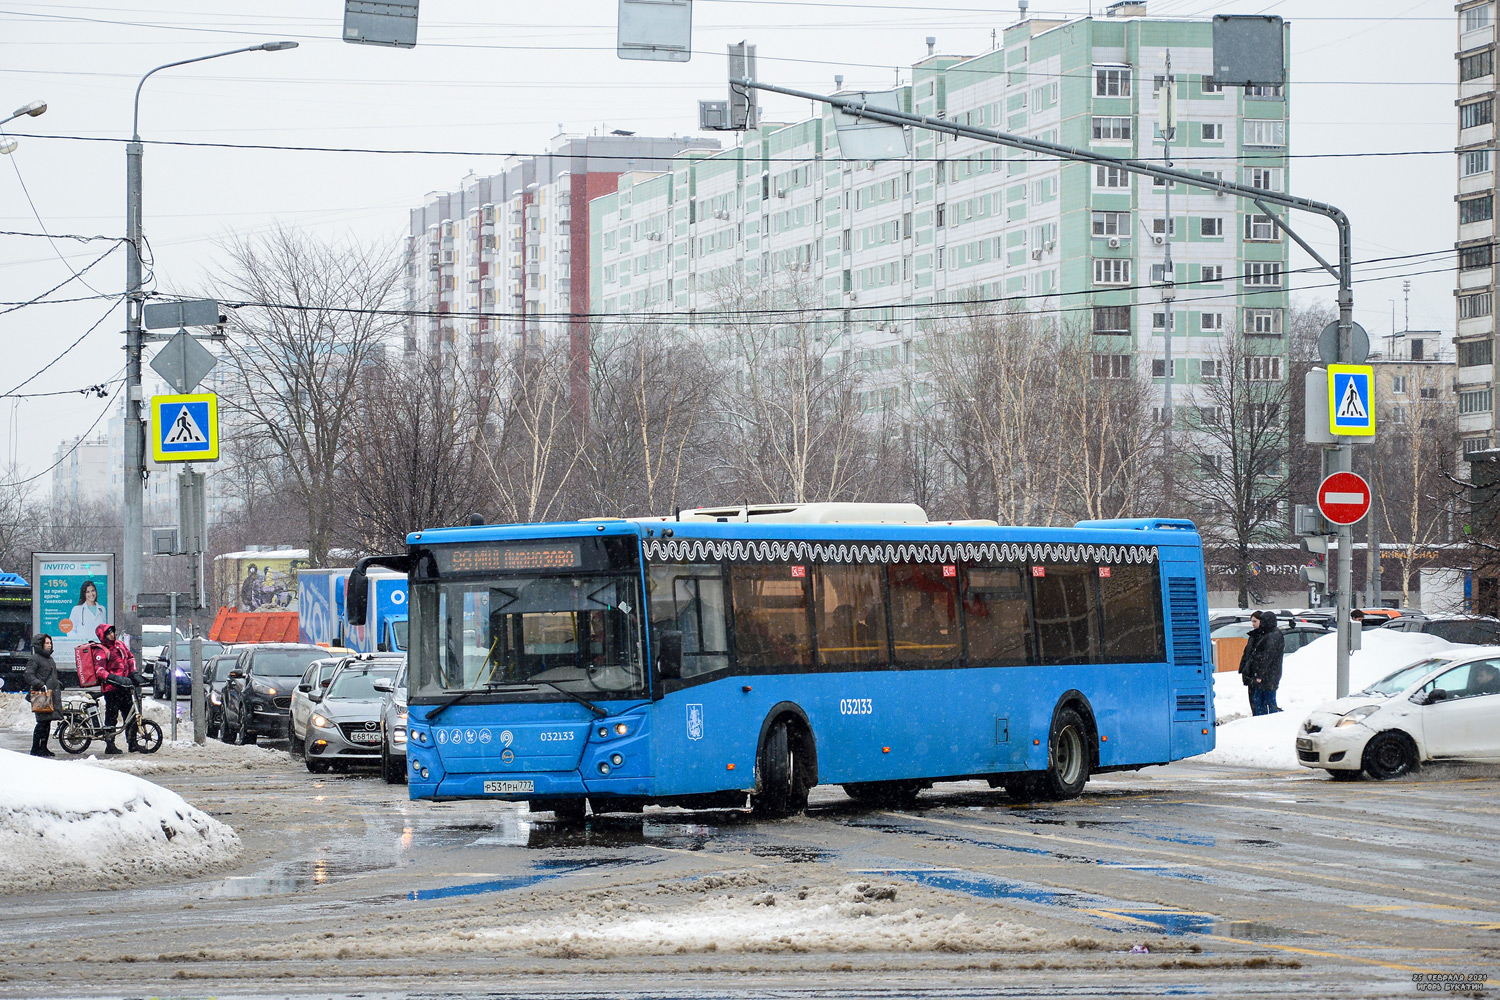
[{"left": 1173, "top": 690, "right": 1207, "bottom": 718}]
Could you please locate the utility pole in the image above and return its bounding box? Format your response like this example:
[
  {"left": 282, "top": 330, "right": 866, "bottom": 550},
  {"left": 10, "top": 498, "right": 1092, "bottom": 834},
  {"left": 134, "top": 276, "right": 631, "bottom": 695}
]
[{"left": 121, "top": 42, "right": 296, "bottom": 614}]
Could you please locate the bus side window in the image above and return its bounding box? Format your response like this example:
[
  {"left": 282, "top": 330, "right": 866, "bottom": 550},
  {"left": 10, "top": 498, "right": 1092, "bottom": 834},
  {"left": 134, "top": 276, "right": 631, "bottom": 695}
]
[
  {"left": 730, "top": 564, "right": 814, "bottom": 672},
  {"left": 1032, "top": 565, "right": 1100, "bottom": 665},
  {"left": 964, "top": 567, "right": 1033, "bottom": 666},
  {"left": 648, "top": 564, "right": 730, "bottom": 678},
  {"left": 888, "top": 564, "right": 960, "bottom": 667},
  {"left": 1097, "top": 563, "right": 1165, "bottom": 662},
  {"left": 813, "top": 564, "right": 889, "bottom": 670}
]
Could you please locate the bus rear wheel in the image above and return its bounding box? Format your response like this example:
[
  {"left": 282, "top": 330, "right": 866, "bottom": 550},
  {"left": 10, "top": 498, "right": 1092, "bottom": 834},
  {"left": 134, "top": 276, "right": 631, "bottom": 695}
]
[
  {"left": 753, "top": 719, "right": 808, "bottom": 819},
  {"left": 1039, "top": 706, "right": 1091, "bottom": 800}
]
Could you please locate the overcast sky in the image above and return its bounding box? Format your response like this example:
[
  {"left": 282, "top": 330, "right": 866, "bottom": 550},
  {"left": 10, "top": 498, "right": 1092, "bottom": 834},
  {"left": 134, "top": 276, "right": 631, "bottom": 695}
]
[{"left": 0, "top": 0, "right": 1455, "bottom": 488}]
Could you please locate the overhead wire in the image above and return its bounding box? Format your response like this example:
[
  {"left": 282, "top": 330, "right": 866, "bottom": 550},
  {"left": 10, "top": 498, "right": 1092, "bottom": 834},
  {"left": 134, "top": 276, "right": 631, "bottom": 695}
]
[
  {"left": 0, "top": 241, "right": 123, "bottom": 315},
  {"left": 2, "top": 296, "right": 122, "bottom": 397},
  {"left": 0, "top": 380, "right": 121, "bottom": 488}
]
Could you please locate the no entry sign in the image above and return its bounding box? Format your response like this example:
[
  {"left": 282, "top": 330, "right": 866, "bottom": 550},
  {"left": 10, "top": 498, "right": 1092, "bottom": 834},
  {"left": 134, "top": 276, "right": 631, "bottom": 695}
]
[{"left": 1317, "top": 471, "right": 1372, "bottom": 526}]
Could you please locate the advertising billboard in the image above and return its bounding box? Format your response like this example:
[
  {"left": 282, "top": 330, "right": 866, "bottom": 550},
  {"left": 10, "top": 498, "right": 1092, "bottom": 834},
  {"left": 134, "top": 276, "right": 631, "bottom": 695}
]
[
  {"left": 214, "top": 549, "right": 308, "bottom": 612},
  {"left": 31, "top": 553, "right": 115, "bottom": 660}
]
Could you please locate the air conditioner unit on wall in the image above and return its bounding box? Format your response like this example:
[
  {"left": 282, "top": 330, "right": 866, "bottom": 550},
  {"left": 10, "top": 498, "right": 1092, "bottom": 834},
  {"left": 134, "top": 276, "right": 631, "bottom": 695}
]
[
  {"left": 1107, "top": 237, "right": 1121, "bottom": 249},
  {"left": 1152, "top": 235, "right": 1165, "bottom": 246}
]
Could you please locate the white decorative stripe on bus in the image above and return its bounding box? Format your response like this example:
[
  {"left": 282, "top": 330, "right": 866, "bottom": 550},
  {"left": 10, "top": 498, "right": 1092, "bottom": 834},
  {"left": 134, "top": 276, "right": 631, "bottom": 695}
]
[{"left": 641, "top": 538, "right": 1158, "bottom": 566}]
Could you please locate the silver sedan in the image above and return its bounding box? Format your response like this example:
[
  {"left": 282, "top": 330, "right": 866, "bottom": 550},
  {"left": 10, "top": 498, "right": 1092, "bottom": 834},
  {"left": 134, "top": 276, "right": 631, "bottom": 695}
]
[{"left": 302, "top": 659, "right": 400, "bottom": 774}]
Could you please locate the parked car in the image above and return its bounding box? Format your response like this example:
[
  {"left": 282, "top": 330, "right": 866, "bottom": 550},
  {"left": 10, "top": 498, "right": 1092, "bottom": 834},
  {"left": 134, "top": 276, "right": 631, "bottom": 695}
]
[
  {"left": 220, "top": 643, "right": 330, "bottom": 746},
  {"left": 1380, "top": 614, "right": 1500, "bottom": 645},
  {"left": 288, "top": 656, "right": 343, "bottom": 759},
  {"left": 1297, "top": 648, "right": 1500, "bottom": 779},
  {"left": 1210, "top": 618, "right": 1333, "bottom": 655},
  {"left": 203, "top": 650, "right": 241, "bottom": 739},
  {"left": 300, "top": 654, "right": 402, "bottom": 773},
  {"left": 150, "top": 639, "right": 224, "bottom": 699},
  {"left": 374, "top": 659, "right": 408, "bottom": 785}
]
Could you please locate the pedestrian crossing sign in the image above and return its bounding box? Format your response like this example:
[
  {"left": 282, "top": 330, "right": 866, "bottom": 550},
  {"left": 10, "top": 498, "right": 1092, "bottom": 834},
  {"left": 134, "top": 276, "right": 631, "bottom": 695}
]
[
  {"left": 151, "top": 393, "right": 219, "bottom": 463},
  {"left": 1327, "top": 364, "right": 1375, "bottom": 437}
]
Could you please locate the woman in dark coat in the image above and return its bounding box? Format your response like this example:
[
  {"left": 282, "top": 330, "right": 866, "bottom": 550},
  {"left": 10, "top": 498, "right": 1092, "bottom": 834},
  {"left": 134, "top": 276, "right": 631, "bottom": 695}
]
[
  {"left": 23, "top": 633, "right": 62, "bottom": 757},
  {"left": 1238, "top": 612, "right": 1285, "bottom": 716}
]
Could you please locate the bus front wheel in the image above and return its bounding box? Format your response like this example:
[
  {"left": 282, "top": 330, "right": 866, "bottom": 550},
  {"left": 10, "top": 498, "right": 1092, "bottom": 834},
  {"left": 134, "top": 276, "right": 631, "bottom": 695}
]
[
  {"left": 1039, "top": 706, "right": 1091, "bottom": 800},
  {"left": 753, "top": 720, "right": 808, "bottom": 818}
]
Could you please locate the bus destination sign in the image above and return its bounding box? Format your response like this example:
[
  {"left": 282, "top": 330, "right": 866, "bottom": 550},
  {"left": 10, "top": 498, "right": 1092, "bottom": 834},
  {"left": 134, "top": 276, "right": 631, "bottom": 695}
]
[{"left": 438, "top": 541, "right": 583, "bottom": 574}]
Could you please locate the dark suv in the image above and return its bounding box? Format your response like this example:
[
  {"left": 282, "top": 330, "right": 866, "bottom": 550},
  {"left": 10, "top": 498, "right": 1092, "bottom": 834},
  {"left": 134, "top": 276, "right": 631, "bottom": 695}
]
[{"left": 220, "top": 643, "right": 329, "bottom": 746}]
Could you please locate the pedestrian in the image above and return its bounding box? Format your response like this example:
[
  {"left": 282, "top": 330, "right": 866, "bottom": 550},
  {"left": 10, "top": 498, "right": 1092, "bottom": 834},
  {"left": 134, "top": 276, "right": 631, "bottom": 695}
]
[
  {"left": 95, "top": 623, "right": 139, "bottom": 754},
  {"left": 1239, "top": 612, "right": 1285, "bottom": 716},
  {"left": 1350, "top": 608, "right": 1366, "bottom": 628},
  {"left": 23, "top": 633, "right": 62, "bottom": 757}
]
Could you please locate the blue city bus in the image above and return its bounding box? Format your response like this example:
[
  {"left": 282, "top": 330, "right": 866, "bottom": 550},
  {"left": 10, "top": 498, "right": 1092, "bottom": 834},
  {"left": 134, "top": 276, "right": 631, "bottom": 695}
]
[{"left": 399, "top": 504, "right": 1214, "bottom": 818}]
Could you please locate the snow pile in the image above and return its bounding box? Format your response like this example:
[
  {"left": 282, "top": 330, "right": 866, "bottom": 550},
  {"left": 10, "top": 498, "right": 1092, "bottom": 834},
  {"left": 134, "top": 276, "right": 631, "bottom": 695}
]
[
  {"left": 0, "top": 748, "right": 241, "bottom": 894},
  {"left": 458, "top": 881, "right": 1045, "bottom": 957},
  {"left": 1, "top": 692, "right": 33, "bottom": 731},
  {"left": 1203, "top": 629, "right": 1461, "bottom": 770},
  {"left": 85, "top": 738, "right": 288, "bottom": 777}
]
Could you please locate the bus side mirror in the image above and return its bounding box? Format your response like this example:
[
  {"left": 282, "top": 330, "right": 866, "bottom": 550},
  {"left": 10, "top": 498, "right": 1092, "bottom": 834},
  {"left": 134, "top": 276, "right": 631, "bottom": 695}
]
[{"left": 657, "top": 630, "right": 684, "bottom": 680}]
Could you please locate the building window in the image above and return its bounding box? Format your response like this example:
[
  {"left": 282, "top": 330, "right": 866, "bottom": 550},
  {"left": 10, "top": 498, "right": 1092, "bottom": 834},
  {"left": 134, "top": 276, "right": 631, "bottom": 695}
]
[
  {"left": 1201, "top": 76, "right": 1223, "bottom": 94},
  {"left": 1245, "top": 308, "right": 1283, "bottom": 335},
  {"left": 1095, "top": 67, "right": 1131, "bottom": 97},
  {"left": 1199, "top": 217, "right": 1223, "bottom": 237},
  {"left": 1245, "top": 261, "right": 1283, "bottom": 285},
  {"left": 1464, "top": 149, "right": 1494, "bottom": 177},
  {"left": 1462, "top": 99, "right": 1494, "bottom": 129},
  {"left": 1244, "top": 214, "right": 1278, "bottom": 241},
  {"left": 1092, "top": 116, "right": 1133, "bottom": 140},
  {"left": 1391, "top": 375, "right": 1408, "bottom": 394},
  {"left": 1243, "top": 119, "right": 1286, "bottom": 147},
  {"left": 1461, "top": 244, "right": 1494, "bottom": 270},
  {"left": 1151, "top": 263, "right": 1171, "bottom": 284},
  {"left": 935, "top": 203, "right": 946, "bottom": 228},
  {"left": 1201, "top": 264, "right": 1224, "bottom": 283},
  {"left": 1095, "top": 164, "right": 1130, "bottom": 189},
  {"left": 1092, "top": 211, "right": 1129, "bottom": 236},
  {"left": 936, "top": 246, "right": 945, "bottom": 270},
  {"left": 1151, "top": 311, "right": 1174, "bottom": 332},
  {"left": 1200, "top": 406, "right": 1223, "bottom": 426},
  {"left": 1200, "top": 453, "right": 1223, "bottom": 474},
  {"left": 1460, "top": 388, "right": 1494, "bottom": 414},
  {"left": 1245, "top": 84, "right": 1283, "bottom": 98},
  {"left": 1196, "top": 122, "right": 1223, "bottom": 142},
  {"left": 1248, "top": 167, "right": 1282, "bottom": 191},
  {"left": 1244, "top": 356, "right": 1282, "bottom": 381},
  {"left": 1459, "top": 338, "right": 1495, "bottom": 366},
  {"left": 1200, "top": 359, "right": 1223, "bottom": 381},
  {"left": 1461, "top": 195, "right": 1495, "bottom": 224},
  {"left": 1094, "top": 258, "right": 1131, "bottom": 284},
  {"left": 1461, "top": 292, "right": 1493, "bottom": 319},
  {"left": 1093, "top": 305, "right": 1131, "bottom": 335},
  {"left": 1465, "top": 436, "right": 1491, "bottom": 455},
  {"left": 1092, "top": 353, "right": 1131, "bottom": 378},
  {"left": 1151, "top": 217, "right": 1176, "bottom": 237},
  {"left": 1461, "top": 48, "right": 1495, "bottom": 82},
  {"left": 1150, "top": 358, "right": 1178, "bottom": 378},
  {"left": 1201, "top": 312, "right": 1223, "bottom": 330},
  {"left": 1465, "top": 5, "right": 1494, "bottom": 32}
]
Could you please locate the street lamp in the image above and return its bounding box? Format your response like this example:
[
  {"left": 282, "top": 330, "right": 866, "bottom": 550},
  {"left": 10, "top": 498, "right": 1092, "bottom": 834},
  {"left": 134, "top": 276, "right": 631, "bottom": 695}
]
[
  {"left": 122, "top": 41, "right": 297, "bottom": 614},
  {"left": 0, "top": 100, "right": 49, "bottom": 155}
]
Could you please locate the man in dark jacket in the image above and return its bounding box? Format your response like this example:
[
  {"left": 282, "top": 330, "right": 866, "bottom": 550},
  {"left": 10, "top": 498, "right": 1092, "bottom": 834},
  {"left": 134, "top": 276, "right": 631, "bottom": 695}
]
[
  {"left": 23, "top": 633, "right": 62, "bottom": 757},
  {"left": 96, "top": 623, "right": 139, "bottom": 754},
  {"left": 1238, "top": 612, "right": 1285, "bottom": 716}
]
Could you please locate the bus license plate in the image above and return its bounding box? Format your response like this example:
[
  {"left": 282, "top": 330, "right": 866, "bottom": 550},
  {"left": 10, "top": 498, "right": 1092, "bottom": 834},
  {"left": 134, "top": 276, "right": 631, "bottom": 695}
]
[{"left": 484, "top": 780, "right": 534, "bottom": 794}]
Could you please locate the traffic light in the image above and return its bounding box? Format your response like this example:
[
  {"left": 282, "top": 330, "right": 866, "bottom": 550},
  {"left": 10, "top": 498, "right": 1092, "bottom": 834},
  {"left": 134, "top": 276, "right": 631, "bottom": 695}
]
[{"left": 1294, "top": 504, "right": 1330, "bottom": 588}]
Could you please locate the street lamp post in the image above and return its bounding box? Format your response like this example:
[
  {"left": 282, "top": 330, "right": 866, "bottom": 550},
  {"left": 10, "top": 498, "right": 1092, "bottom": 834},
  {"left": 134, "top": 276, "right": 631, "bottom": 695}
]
[
  {"left": 122, "top": 42, "right": 296, "bottom": 615},
  {"left": 0, "top": 100, "right": 49, "bottom": 156}
]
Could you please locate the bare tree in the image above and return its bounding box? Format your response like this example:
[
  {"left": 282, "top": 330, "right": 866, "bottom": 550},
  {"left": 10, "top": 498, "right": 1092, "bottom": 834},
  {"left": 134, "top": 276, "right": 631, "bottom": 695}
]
[
  {"left": 582, "top": 324, "right": 722, "bottom": 517},
  {"left": 1369, "top": 363, "right": 1458, "bottom": 605},
  {"left": 1176, "top": 332, "right": 1294, "bottom": 606},
  {"left": 482, "top": 340, "right": 587, "bottom": 524},
  {"left": 212, "top": 225, "right": 405, "bottom": 565},
  {"left": 1056, "top": 333, "right": 1164, "bottom": 523}
]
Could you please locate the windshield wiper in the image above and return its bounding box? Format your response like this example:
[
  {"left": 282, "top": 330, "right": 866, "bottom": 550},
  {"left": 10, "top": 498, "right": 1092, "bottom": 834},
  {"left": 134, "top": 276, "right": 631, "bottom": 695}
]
[
  {"left": 496, "top": 679, "right": 608, "bottom": 718},
  {"left": 426, "top": 685, "right": 494, "bottom": 723}
]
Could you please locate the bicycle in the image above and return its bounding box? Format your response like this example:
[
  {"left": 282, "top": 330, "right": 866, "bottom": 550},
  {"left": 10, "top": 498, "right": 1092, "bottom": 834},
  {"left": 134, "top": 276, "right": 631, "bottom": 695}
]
[{"left": 56, "top": 674, "right": 163, "bottom": 755}]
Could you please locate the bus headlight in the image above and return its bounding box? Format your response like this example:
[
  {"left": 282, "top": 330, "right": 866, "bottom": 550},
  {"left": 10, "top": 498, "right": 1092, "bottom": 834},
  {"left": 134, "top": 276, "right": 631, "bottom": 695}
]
[
  {"left": 610, "top": 753, "right": 624, "bottom": 766},
  {"left": 598, "top": 762, "right": 611, "bottom": 775}
]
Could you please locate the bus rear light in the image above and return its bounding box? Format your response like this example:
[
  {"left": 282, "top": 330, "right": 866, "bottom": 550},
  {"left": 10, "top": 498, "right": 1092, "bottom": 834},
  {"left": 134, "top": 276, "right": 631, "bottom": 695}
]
[
  {"left": 1202, "top": 728, "right": 1209, "bottom": 735},
  {"left": 1100, "top": 735, "right": 1108, "bottom": 742},
  {"left": 882, "top": 747, "right": 890, "bottom": 753},
  {"left": 1033, "top": 739, "right": 1041, "bottom": 745},
  {"left": 726, "top": 763, "right": 735, "bottom": 770}
]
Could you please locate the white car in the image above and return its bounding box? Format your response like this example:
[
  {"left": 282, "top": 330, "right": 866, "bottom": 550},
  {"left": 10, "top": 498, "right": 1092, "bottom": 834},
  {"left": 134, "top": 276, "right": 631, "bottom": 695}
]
[
  {"left": 288, "top": 657, "right": 343, "bottom": 760},
  {"left": 1297, "top": 648, "right": 1500, "bottom": 780}
]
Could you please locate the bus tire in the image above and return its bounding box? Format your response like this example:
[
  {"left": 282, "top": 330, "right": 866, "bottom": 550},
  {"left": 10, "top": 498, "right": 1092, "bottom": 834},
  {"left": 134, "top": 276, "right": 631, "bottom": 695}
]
[
  {"left": 753, "top": 719, "right": 808, "bottom": 818},
  {"left": 1039, "top": 706, "right": 1091, "bottom": 800},
  {"left": 842, "top": 780, "right": 923, "bottom": 809}
]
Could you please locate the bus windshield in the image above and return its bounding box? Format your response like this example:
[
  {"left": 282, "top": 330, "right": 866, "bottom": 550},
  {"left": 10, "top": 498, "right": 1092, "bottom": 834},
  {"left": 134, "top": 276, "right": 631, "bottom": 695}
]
[{"left": 411, "top": 574, "right": 646, "bottom": 700}]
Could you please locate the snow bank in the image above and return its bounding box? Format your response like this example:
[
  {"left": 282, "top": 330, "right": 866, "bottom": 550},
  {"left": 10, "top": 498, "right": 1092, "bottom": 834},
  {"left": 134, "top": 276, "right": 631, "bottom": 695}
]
[
  {"left": 1, "top": 692, "right": 33, "bottom": 731},
  {"left": 85, "top": 738, "right": 289, "bottom": 777},
  {"left": 0, "top": 748, "right": 241, "bottom": 894},
  {"left": 1203, "top": 629, "right": 1460, "bottom": 770},
  {"left": 457, "top": 881, "right": 1045, "bottom": 957}
]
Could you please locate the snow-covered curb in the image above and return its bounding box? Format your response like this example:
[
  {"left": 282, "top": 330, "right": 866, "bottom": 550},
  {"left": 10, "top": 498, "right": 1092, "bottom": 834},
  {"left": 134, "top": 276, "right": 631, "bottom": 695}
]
[
  {"left": 0, "top": 748, "right": 241, "bottom": 894},
  {"left": 1202, "top": 629, "right": 1459, "bottom": 770}
]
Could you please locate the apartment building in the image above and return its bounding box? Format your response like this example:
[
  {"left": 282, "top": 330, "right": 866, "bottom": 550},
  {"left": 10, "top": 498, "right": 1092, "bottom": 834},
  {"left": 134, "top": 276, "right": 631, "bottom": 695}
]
[
  {"left": 591, "top": 3, "right": 1290, "bottom": 415},
  {"left": 404, "top": 132, "right": 720, "bottom": 378},
  {"left": 1457, "top": 0, "right": 1498, "bottom": 458}
]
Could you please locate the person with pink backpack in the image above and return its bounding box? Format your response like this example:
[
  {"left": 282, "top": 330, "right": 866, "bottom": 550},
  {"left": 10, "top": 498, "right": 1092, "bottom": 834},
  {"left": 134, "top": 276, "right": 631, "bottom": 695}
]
[{"left": 95, "top": 623, "right": 139, "bottom": 754}]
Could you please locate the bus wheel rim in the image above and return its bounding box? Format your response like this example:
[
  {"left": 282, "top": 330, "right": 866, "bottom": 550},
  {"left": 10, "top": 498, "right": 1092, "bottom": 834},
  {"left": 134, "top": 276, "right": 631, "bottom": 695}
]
[{"left": 1057, "top": 727, "right": 1082, "bottom": 785}]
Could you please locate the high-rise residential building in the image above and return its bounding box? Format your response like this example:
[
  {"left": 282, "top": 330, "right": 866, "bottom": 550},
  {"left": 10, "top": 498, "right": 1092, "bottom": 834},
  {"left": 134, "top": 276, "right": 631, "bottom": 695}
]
[
  {"left": 591, "top": 4, "right": 1290, "bottom": 416},
  {"left": 51, "top": 433, "right": 111, "bottom": 506},
  {"left": 404, "top": 132, "right": 720, "bottom": 381},
  {"left": 1457, "top": 0, "right": 1497, "bottom": 459}
]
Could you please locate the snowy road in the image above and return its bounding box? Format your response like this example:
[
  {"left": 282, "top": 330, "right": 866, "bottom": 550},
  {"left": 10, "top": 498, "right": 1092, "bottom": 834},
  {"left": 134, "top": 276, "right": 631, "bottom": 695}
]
[{"left": 1, "top": 724, "right": 1497, "bottom": 999}]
